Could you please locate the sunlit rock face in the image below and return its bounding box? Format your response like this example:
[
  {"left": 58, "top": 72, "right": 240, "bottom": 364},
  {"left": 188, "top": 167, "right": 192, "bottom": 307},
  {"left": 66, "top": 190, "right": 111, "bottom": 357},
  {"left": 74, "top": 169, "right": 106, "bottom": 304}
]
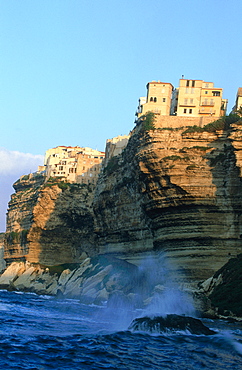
[
  {"left": 4, "top": 176, "right": 96, "bottom": 266},
  {"left": 4, "top": 122, "right": 242, "bottom": 285},
  {"left": 93, "top": 123, "right": 242, "bottom": 282}
]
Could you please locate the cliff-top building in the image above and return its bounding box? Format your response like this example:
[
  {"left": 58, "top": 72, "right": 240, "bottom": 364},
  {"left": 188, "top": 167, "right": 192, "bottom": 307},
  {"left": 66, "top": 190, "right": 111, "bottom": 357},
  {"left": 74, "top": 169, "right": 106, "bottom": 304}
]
[
  {"left": 232, "top": 87, "right": 242, "bottom": 113},
  {"left": 136, "top": 78, "right": 228, "bottom": 120},
  {"left": 136, "top": 81, "right": 173, "bottom": 118},
  {"left": 43, "top": 146, "right": 105, "bottom": 185},
  {"left": 104, "top": 135, "right": 130, "bottom": 166}
]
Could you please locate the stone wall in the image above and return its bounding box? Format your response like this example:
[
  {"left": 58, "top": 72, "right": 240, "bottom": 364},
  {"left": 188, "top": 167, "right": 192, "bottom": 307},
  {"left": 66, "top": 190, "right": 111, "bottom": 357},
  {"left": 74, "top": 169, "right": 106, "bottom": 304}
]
[{"left": 154, "top": 115, "right": 220, "bottom": 129}]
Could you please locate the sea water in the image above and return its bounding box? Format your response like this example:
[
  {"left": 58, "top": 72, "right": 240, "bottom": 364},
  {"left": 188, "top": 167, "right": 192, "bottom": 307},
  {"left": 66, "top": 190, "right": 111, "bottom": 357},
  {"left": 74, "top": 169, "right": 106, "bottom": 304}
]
[{"left": 0, "top": 255, "right": 241, "bottom": 369}]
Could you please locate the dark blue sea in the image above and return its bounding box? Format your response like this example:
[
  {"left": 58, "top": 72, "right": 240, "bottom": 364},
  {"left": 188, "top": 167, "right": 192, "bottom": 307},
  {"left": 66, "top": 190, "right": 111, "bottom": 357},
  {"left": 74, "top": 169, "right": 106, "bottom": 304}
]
[{"left": 0, "top": 290, "right": 242, "bottom": 369}]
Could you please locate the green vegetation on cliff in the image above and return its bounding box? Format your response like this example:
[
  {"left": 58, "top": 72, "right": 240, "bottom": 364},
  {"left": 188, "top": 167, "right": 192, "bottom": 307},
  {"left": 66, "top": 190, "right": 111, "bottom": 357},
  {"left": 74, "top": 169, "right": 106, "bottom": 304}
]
[
  {"left": 139, "top": 111, "right": 156, "bottom": 132},
  {"left": 183, "top": 114, "right": 242, "bottom": 134}
]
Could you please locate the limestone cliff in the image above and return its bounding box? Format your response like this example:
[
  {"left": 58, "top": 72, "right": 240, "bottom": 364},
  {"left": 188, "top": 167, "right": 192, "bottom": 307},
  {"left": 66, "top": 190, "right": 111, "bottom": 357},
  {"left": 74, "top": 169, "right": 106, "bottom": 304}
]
[
  {"left": 93, "top": 119, "right": 242, "bottom": 283},
  {"left": 4, "top": 175, "right": 96, "bottom": 266},
  {"left": 3, "top": 117, "right": 242, "bottom": 288}
]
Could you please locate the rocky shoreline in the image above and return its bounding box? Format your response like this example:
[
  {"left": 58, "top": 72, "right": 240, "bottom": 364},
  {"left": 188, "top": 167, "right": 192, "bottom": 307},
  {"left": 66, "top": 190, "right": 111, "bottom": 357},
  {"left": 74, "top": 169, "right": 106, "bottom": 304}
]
[
  {"left": 2, "top": 116, "right": 242, "bottom": 320},
  {"left": 0, "top": 253, "right": 241, "bottom": 321}
]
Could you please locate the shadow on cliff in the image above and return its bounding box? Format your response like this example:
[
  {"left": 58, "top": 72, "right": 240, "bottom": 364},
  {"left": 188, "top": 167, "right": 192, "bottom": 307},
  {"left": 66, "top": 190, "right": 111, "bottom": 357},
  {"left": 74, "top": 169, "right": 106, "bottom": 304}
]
[{"left": 204, "top": 127, "right": 242, "bottom": 251}]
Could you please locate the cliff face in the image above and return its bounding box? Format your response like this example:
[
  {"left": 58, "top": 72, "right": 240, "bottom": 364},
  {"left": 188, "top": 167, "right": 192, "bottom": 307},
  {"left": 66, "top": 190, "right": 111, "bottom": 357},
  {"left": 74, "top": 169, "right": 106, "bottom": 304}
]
[
  {"left": 5, "top": 175, "right": 96, "bottom": 266},
  {"left": 93, "top": 122, "right": 242, "bottom": 282},
  {"left": 4, "top": 120, "right": 242, "bottom": 286}
]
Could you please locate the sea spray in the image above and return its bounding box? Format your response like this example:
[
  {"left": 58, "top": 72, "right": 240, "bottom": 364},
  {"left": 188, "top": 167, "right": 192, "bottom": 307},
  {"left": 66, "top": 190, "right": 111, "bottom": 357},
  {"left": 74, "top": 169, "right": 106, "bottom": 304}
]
[
  {"left": 136, "top": 253, "right": 196, "bottom": 318},
  {"left": 100, "top": 252, "right": 196, "bottom": 330}
]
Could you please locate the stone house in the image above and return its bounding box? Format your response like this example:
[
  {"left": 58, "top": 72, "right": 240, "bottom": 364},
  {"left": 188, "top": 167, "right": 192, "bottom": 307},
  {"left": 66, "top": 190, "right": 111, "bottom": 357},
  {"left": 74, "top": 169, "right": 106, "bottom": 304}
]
[
  {"left": 43, "top": 146, "right": 105, "bottom": 185},
  {"left": 232, "top": 87, "right": 242, "bottom": 113},
  {"left": 136, "top": 78, "right": 228, "bottom": 122}
]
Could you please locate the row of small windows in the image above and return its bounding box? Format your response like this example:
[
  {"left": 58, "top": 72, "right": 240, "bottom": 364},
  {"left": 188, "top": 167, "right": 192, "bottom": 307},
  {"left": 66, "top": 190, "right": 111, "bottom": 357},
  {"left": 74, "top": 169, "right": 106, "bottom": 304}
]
[
  {"left": 150, "top": 97, "right": 166, "bottom": 102},
  {"left": 186, "top": 80, "right": 196, "bottom": 87},
  {"left": 184, "top": 98, "right": 194, "bottom": 105},
  {"left": 204, "top": 91, "right": 220, "bottom": 96},
  {"left": 185, "top": 88, "right": 195, "bottom": 94},
  {"left": 183, "top": 109, "right": 193, "bottom": 114},
  {"left": 184, "top": 98, "right": 215, "bottom": 105}
]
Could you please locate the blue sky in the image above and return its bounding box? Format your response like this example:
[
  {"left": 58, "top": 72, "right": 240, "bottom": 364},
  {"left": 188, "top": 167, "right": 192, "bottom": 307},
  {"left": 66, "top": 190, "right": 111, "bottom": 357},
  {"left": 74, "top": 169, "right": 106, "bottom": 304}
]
[{"left": 0, "top": 0, "right": 241, "bottom": 231}]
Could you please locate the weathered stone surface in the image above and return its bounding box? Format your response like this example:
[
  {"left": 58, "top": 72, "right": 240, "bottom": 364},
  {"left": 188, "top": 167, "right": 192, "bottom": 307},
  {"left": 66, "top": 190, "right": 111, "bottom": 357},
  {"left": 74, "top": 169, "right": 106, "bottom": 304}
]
[
  {"left": 0, "top": 256, "right": 139, "bottom": 304},
  {"left": 4, "top": 176, "right": 96, "bottom": 266},
  {"left": 129, "top": 314, "right": 216, "bottom": 335},
  {"left": 3, "top": 120, "right": 242, "bottom": 290},
  {"left": 200, "top": 254, "right": 242, "bottom": 317},
  {"left": 93, "top": 123, "right": 242, "bottom": 283},
  {"left": 0, "top": 234, "right": 6, "bottom": 272}
]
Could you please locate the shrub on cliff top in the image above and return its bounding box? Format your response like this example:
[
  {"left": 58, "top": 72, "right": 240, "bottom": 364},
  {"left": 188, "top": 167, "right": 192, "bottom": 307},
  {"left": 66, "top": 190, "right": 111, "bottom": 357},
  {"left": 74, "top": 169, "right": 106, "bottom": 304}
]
[
  {"left": 183, "top": 114, "right": 241, "bottom": 135},
  {"left": 162, "top": 155, "right": 182, "bottom": 161},
  {"left": 140, "top": 111, "right": 156, "bottom": 132}
]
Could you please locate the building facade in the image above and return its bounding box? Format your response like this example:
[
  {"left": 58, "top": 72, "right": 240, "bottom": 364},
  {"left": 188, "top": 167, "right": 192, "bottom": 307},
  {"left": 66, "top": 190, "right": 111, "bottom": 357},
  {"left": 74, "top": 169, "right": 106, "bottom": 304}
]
[
  {"left": 232, "top": 88, "right": 242, "bottom": 113},
  {"left": 104, "top": 135, "right": 130, "bottom": 165},
  {"left": 136, "top": 81, "right": 173, "bottom": 118},
  {"left": 173, "top": 79, "right": 227, "bottom": 117},
  {"left": 136, "top": 78, "right": 227, "bottom": 120},
  {"left": 43, "top": 146, "right": 105, "bottom": 185}
]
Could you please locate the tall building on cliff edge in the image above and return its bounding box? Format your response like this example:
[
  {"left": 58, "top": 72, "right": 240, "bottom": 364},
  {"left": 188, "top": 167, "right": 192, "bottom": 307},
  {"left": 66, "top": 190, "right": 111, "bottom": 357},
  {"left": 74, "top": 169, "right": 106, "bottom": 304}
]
[
  {"left": 136, "top": 78, "right": 228, "bottom": 120},
  {"left": 232, "top": 87, "right": 242, "bottom": 113}
]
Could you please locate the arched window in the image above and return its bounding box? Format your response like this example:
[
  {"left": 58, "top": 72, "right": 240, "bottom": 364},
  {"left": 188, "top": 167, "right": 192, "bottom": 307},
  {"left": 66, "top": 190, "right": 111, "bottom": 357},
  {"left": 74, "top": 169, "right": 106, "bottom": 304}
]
[
  {"left": 154, "top": 97, "right": 157, "bottom": 102},
  {"left": 150, "top": 97, "right": 153, "bottom": 102}
]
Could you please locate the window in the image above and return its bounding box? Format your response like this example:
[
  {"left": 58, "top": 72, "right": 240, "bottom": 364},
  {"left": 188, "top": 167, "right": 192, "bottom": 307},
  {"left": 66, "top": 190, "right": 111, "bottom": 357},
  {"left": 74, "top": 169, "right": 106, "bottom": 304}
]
[
  {"left": 163, "top": 98, "right": 166, "bottom": 102},
  {"left": 59, "top": 166, "right": 63, "bottom": 170},
  {"left": 205, "top": 91, "right": 208, "bottom": 94},
  {"left": 191, "top": 88, "right": 194, "bottom": 94},
  {"left": 192, "top": 80, "right": 195, "bottom": 87},
  {"left": 150, "top": 97, "right": 153, "bottom": 102},
  {"left": 185, "top": 88, "right": 189, "bottom": 94},
  {"left": 190, "top": 98, "right": 193, "bottom": 104},
  {"left": 189, "top": 109, "right": 192, "bottom": 114},
  {"left": 205, "top": 83, "right": 209, "bottom": 88},
  {"left": 212, "top": 91, "right": 220, "bottom": 96},
  {"left": 186, "top": 80, "right": 190, "bottom": 87},
  {"left": 184, "top": 109, "right": 187, "bottom": 113},
  {"left": 184, "top": 98, "right": 188, "bottom": 105},
  {"left": 210, "top": 99, "right": 214, "bottom": 105},
  {"left": 154, "top": 97, "right": 157, "bottom": 102}
]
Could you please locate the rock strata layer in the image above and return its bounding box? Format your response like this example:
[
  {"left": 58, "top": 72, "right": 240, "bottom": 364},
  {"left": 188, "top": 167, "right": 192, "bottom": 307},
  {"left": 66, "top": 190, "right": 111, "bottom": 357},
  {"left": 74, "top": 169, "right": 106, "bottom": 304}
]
[
  {"left": 3, "top": 120, "right": 242, "bottom": 287},
  {"left": 93, "top": 122, "right": 242, "bottom": 282},
  {"left": 5, "top": 175, "right": 95, "bottom": 266}
]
